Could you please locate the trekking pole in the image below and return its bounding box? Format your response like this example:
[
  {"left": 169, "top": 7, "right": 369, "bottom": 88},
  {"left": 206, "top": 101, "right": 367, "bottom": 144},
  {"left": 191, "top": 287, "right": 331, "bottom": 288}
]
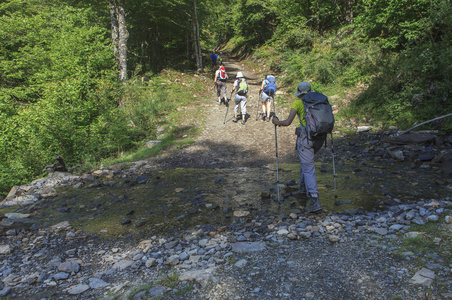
[
  {"left": 224, "top": 91, "right": 233, "bottom": 124},
  {"left": 272, "top": 95, "right": 276, "bottom": 117},
  {"left": 256, "top": 91, "right": 261, "bottom": 121},
  {"left": 331, "top": 133, "right": 338, "bottom": 200},
  {"left": 274, "top": 124, "right": 281, "bottom": 203}
]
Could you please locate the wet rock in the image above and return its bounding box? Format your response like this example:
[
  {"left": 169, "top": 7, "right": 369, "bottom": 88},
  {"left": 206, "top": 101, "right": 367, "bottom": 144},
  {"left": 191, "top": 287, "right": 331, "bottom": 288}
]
[
  {"left": 386, "top": 133, "right": 437, "bottom": 145},
  {"left": 121, "top": 219, "right": 132, "bottom": 225}
]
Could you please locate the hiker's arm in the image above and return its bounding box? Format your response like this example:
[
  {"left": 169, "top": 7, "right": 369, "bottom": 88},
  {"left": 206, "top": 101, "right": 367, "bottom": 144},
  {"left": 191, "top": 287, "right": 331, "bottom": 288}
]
[
  {"left": 272, "top": 108, "right": 297, "bottom": 126},
  {"left": 259, "top": 81, "right": 264, "bottom": 93}
]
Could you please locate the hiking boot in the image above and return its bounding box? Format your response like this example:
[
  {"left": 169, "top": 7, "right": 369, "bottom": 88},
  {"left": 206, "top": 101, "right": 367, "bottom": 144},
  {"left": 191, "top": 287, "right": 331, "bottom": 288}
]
[
  {"left": 241, "top": 119, "right": 246, "bottom": 125},
  {"left": 232, "top": 117, "right": 237, "bottom": 123},
  {"left": 218, "top": 99, "right": 222, "bottom": 105},
  {"left": 266, "top": 117, "right": 270, "bottom": 122},
  {"left": 305, "top": 197, "right": 322, "bottom": 213}
]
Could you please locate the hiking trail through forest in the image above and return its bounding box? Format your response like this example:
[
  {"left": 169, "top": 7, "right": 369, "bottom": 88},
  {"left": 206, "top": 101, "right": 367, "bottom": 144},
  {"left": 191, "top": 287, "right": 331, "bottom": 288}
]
[{"left": 1, "top": 57, "right": 451, "bottom": 300}]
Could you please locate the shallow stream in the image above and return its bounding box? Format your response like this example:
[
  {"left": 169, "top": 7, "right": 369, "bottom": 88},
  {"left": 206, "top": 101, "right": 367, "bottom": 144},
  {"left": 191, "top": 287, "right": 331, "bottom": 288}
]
[{"left": 22, "top": 159, "right": 450, "bottom": 238}]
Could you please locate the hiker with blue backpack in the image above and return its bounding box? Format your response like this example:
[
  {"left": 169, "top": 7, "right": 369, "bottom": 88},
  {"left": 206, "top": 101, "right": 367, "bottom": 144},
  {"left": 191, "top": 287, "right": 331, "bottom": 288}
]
[
  {"left": 259, "top": 75, "right": 277, "bottom": 122},
  {"left": 272, "top": 82, "right": 334, "bottom": 213},
  {"left": 231, "top": 72, "right": 248, "bottom": 125},
  {"left": 214, "top": 62, "right": 228, "bottom": 105}
]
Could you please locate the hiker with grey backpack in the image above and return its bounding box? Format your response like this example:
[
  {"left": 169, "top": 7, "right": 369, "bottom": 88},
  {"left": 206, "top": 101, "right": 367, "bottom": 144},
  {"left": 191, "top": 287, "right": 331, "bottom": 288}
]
[
  {"left": 231, "top": 72, "right": 248, "bottom": 125},
  {"left": 272, "top": 82, "right": 334, "bottom": 213}
]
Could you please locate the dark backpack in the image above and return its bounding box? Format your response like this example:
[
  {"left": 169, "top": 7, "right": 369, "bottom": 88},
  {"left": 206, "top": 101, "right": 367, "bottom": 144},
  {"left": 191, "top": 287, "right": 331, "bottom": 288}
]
[
  {"left": 263, "top": 75, "right": 276, "bottom": 96},
  {"left": 301, "top": 91, "right": 335, "bottom": 140},
  {"left": 237, "top": 78, "right": 248, "bottom": 96}
]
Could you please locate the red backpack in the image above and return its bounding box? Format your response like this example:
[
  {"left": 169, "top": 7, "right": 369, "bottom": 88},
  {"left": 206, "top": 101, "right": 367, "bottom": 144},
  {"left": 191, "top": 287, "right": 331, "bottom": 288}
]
[{"left": 218, "top": 66, "right": 227, "bottom": 81}]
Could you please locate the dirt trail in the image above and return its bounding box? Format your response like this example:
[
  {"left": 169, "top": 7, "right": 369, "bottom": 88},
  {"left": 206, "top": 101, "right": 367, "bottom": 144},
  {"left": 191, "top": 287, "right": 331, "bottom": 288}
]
[{"left": 158, "top": 57, "right": 298, "bottom": 169}]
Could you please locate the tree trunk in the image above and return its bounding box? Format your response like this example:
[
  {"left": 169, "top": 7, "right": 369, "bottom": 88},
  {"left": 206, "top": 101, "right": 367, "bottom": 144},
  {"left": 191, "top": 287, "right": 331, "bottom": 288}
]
[
  {"left": 192, "top": 0, "right": 202, "bottom": 70},
  {"left": 117, "top": 1, "right": 128, "bottom": 82},
  {"left": 109, "top": 2, "right": 119, "bottom": 58},
  {"left": 108, "top": 0, "right": 128, "bottom": 83},
  {"left": 346, "top": 0, "right": 354, "bottom": 24}
]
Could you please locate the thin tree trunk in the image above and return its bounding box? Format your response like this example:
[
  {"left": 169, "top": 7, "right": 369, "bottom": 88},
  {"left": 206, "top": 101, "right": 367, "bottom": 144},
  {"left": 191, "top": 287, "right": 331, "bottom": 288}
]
[
  {"left": 108, "top": 0, "right": 128, "bottom": 83},
  {"left": 117, "top": 1, "right": 128, "bottom": 82},
  {"left": 192, "top": 0, "right": 202, "bottom": 70},
  {"left": 109, "top": 2, "right": 119, "bottom": 58},
  {"left": 346, "top": 0, "right": 354, "bottom": 24}
]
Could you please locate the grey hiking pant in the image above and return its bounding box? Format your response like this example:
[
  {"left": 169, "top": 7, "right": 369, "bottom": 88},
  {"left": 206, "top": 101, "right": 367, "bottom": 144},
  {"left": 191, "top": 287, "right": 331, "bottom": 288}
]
[
  {"left": 216, "top": 81, "right": 227, "bottom": 99},
  {"left": 297, "top": 134, "right": 319, "bottom": 198},
  {"left": 234, "top": 94, "right": 247, "bottom": 115}
]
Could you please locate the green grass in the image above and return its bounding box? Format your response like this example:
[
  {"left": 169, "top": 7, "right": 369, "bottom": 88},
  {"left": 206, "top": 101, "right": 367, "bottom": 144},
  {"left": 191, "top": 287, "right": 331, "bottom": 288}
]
[{"left": 159, "top": 268, "right": 179, "bottom": 289}]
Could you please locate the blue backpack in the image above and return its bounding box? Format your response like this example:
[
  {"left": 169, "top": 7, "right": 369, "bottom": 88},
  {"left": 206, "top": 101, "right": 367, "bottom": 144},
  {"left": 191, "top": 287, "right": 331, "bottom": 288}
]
[{"left": 263, "top": 75, "right": 277, "bottom": 96}]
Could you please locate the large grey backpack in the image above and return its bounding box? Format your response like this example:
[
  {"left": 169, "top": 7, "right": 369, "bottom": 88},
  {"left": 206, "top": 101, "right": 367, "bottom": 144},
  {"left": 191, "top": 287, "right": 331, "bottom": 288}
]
[{"left": 301, "top": 91, "right": 335, "bottom": 140}]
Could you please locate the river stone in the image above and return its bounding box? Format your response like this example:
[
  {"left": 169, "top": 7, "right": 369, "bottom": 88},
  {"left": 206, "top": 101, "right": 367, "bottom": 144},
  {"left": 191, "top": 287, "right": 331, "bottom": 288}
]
[
  {"left": 145, "top": 258, "right": 157, "bottom": 268},
  {"left": 357, "top": 126, "right": 372, "bottom": 132},
  {"left": 233, "top": 210, "right": 250, "bottom": 218},
  {"left": 328, "top": 235, "right": 340, "bottom": 242},
  {"left": 164, "top": 255, "right": 179, "bottom": 266},
  {"left": 0, "top": 245, "right": 11, "bottom": 255},
  {"left": 0, "top": 287, "right": 11, "bottom": 297},
  {"left": 113, "top": 260, "right": 133, "bottom": 271},
  {"left": 427, "top": 215, "right": 439, "bottom": 222},
  {"left": 3, "top": 194, "right": 40, "bottom": 206},
  {"left": 4, "top": 213, "right": 30, "bottom": 219},
  {"left": 179, "top": 267, "right": 217, "bottom": 287},
  {"left": 58, "top": 261, "right": 80, "bottom": 273},
  {"left": 67, "top": 284, "right": 90, "bottom": 295},
  {"left": 89, "top": 277, "right": 109, "bottom": 289},
  {"left": 374, "top": 228, "right": 388, "bottom": 235},
  {"left": 404, "top": 231, "right": 424, "bottom": 238},
  {"left": 445, "top": 216, "right": 452, "bottom": 224},
  {"left": 50, "top": 221, "right": 71, "bottom": 232},
  {"left": 410, "top": 268, "right": 435, "bottom": 286},
  {"left": 389, "top": 224, "right": 404, "bottom": 231},
  {"left": 54, "top": 272, "right": 70, "bottom": 280},
  {"left": 149, "top": 285, "right": 166, "bottom": 297},
  {"left": 235, "top": 259, "right": 248, "bottom": 268},
  {"left": 299, "top": 232, "right": 312, "bottom": 239},
  {"left": 388, "top": 150, "right": 405, "bottom": 161},
  {"left": 231, "top": 242, "right": 265, "bottom": 253}
]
